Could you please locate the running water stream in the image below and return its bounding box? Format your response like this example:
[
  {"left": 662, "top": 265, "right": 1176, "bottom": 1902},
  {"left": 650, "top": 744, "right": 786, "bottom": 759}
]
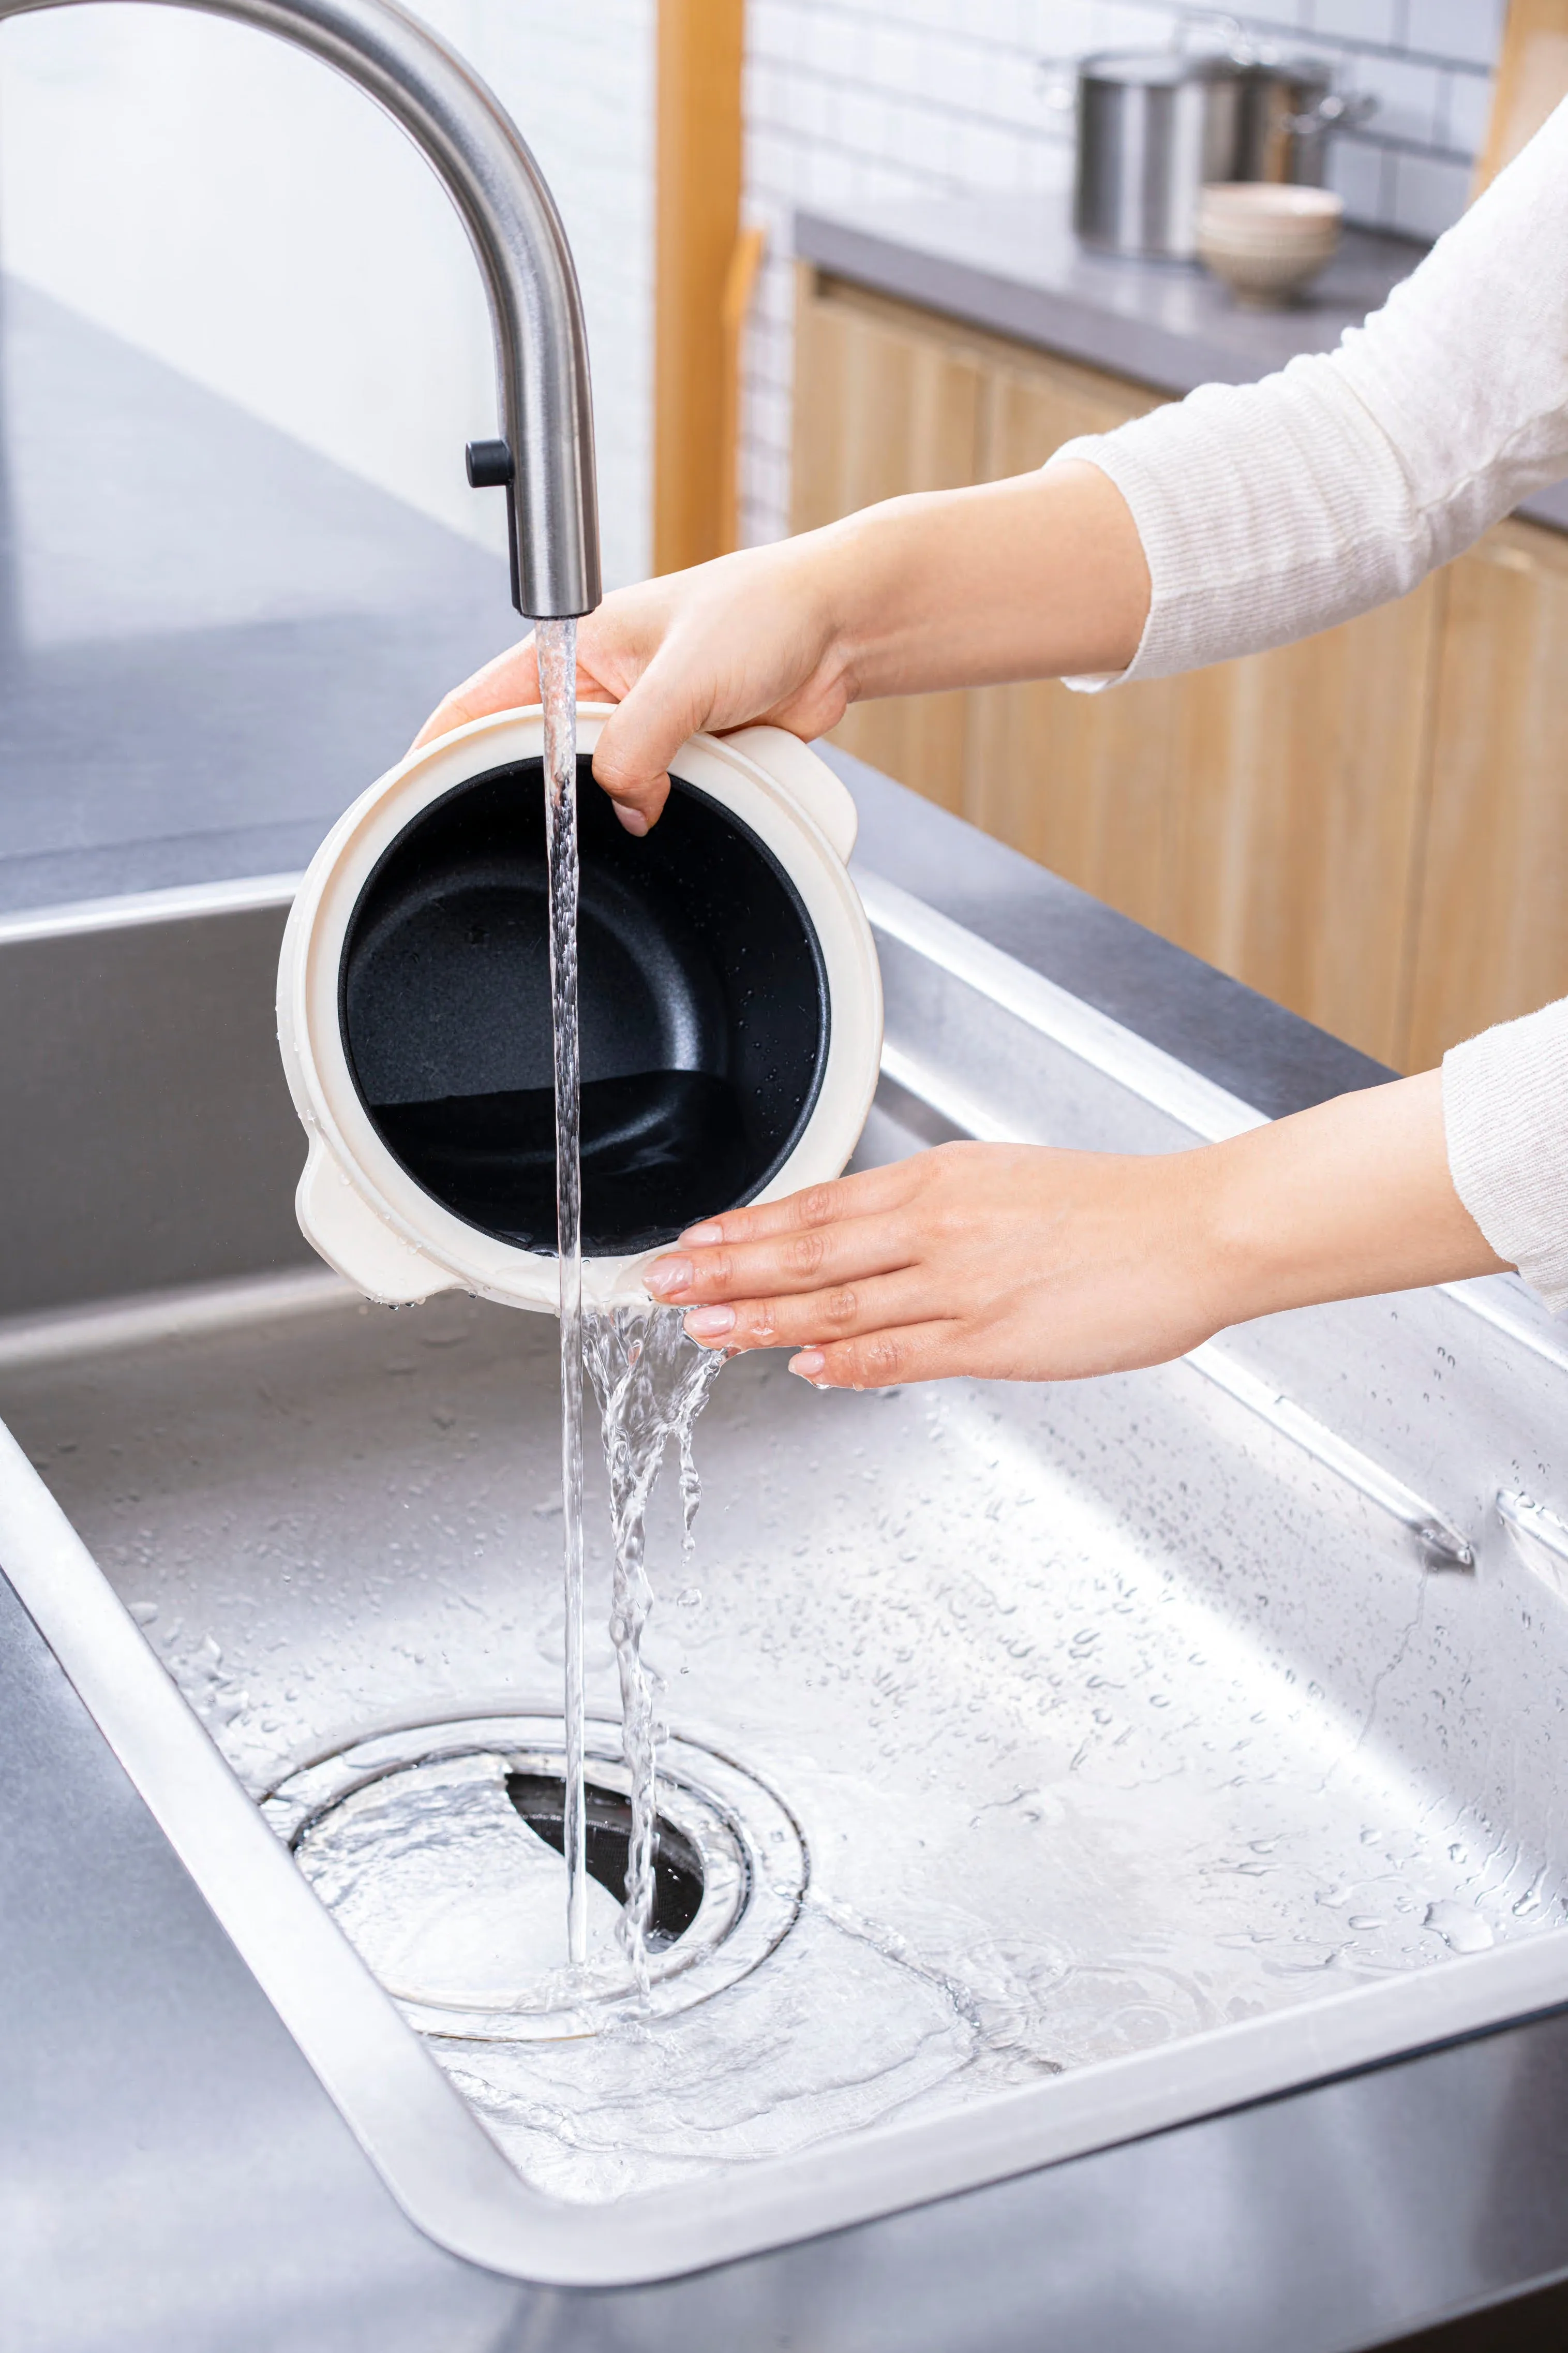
[
  {"left": 535, "top": 618, "right": 588, "bottom": 1966},
  {"left": 534, "top": 635, "right": 725, "bottom": 1982},
  {"left": 584, "top": 1308, "right": 726, "bottom": 1989}
]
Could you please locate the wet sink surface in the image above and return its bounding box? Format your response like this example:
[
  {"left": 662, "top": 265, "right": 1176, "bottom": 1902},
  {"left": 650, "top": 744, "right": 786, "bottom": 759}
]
[{"left": 6, "top": 1274, "right": 1564, "bottom": 2205}]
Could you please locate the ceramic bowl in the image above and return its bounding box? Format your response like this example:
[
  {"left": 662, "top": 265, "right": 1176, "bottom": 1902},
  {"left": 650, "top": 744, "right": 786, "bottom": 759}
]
[{"left": 1197, "top": 182, "right": 1344, "bottom": 306}]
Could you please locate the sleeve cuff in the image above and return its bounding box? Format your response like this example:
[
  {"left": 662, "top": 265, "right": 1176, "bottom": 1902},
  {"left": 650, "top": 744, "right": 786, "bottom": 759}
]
[
  {"left": 1043, "top": 439, "right": 1151, "bottom": 694},
  {"left": 1443, "top": 997, "right": 1568, "bottom": 1314}
]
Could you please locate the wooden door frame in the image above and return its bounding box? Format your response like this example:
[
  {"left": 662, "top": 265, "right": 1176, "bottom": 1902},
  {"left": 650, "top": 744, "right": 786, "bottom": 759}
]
[
  {"left": 1474, "top": 0, "right": 1568, "bottom": 194},
  {"left": 654, "top": 0, "right": 746, "bottom": 574}
]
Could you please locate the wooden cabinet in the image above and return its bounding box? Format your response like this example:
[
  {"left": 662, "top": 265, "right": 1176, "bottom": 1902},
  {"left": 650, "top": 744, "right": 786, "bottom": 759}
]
[
  {"left": 791, "top": 266, "right": 1568, "bottom": 1073},
  {"left": 1406, "top": 520, "right": 1568, "bottom": 1068},
  {"left": 791, "top": 279, "right": 987, "bottom": 813}
]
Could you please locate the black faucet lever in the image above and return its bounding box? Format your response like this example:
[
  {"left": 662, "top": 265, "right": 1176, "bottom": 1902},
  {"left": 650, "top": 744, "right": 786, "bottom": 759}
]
[{"left": 466, "top": 439, "right": 515, "bottom": 490}]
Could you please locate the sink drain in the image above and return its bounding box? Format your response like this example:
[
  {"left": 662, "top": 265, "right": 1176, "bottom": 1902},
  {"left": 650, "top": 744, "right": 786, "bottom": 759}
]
[
  {"left": 504, "top": 1768, "right": 705, "bottom": 1950},
  {"left": 262, "top": 1713, "right": 808, "bottom": 2040}
]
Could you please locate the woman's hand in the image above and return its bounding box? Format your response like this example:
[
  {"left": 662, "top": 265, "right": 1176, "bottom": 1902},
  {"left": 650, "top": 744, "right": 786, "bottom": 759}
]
[
  {"left": 411, "top": 463, "right": 1148, "bottom": 834},
  {"left": 648, "top": 1142, "right": 1227, "bottom": 1385},
  {"left": 412, "top": 537, "right": 854, "bottom": 835},
  {"left": 643, "top": 1073, "right": 1508, "bottom": 1388}
]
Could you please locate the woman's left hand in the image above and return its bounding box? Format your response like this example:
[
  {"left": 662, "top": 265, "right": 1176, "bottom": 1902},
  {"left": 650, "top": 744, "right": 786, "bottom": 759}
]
[
  {"left": 641, "top": 1076, "right": 1507, "bottom": 1389},
  {"left": 643, "top": 1139, "right": 1230, "bottom": 1388}
]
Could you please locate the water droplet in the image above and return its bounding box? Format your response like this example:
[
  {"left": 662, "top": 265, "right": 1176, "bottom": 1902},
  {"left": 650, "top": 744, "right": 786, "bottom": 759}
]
[{"left": 1424, "top": 1900, "right": 1494, "bottom": 1954}]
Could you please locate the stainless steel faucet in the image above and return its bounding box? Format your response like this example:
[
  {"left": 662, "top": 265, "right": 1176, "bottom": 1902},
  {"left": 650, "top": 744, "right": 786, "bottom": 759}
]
[{"left": 1, "top": 0, "right": 601, "bottom": 618}]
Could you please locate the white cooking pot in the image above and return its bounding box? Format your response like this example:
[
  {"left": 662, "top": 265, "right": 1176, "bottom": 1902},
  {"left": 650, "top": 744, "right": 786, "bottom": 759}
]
[{"left": 277, "top": 704, "right": 883, "bottom": 1312}]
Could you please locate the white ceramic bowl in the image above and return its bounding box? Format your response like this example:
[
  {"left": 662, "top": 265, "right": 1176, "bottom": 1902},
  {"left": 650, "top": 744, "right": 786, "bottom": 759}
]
[
  {"left": 1197, "top": 183, "right": 1343, "bottom": 306},
  {"left": 277, "top": 704, "right": 884, "bottom": 1313}
]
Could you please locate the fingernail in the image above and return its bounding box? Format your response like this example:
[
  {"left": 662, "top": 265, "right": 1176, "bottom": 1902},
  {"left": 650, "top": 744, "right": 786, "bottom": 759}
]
[
  {"left": 789, "top": 1350, "right": 826, "bottom": 1379},
  {"left": 614, "top": 804, "right": 649, "bottom": 837},
  {"left": 644, "top": 1256, "right": 692, "bottom": 1297},
  {"left": 680, "top": 1221, "right": 724, "bottom": 1248},
  {"left": 685, "top": 1306, "right": 736, "bottom": 1340}
]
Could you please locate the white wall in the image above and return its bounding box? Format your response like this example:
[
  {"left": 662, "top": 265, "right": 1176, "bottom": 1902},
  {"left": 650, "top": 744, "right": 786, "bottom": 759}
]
[
  {"left": 741, "top": 0, "right": 1507, "bottom": 548},
  {"left": 0, "top": 0, "right": 656, "bottom": 588},
  {"left": 5, "top": 1, "right": 1505, "bottom": 592}
]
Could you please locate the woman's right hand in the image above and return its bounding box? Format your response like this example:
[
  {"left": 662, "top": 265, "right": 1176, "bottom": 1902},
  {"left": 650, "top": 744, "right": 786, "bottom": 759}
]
[{"left": 411, "top": 532, "right": 854, "bottom": 835}]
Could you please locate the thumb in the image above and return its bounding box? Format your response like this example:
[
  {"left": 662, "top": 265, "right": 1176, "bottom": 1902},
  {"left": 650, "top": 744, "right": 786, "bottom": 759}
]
[{"left": 411, "top": 635, "right": 541, "bottom": 750}]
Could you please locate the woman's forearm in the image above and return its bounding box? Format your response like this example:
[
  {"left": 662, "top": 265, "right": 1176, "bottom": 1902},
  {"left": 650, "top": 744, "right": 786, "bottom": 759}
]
[
  {"left": 414, "top": 461, "right": 1150, "bottom": 828},
  {"left": 816, "top": 461, "right": 1149, "bottom": 701},
  {"left": 1200, "top": 1070, "right": 1505, "bottom": 1326}
]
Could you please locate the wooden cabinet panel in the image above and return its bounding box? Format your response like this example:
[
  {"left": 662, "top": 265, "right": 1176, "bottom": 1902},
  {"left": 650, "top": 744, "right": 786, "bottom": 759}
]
[
  {"left": 788, "top": 269, "right": 1559, "bottom": 1072},
  {"left": 968, "top": 342, "right": 1441, "bottom": 1068},
  {"left": 790, "top": 273, "right": 988, "bottom": 521},
  {"left": 1405, "top": 519, "right": 1568, "bottom": 1069},
  {"left": 977, "top": 344, "right": 1164, "bottom": 473},
  {"left": 965, "top": 352, "right": 1181, "bottom": 995},
  {"left": 962, "top": 353, "right": 1182, "bottom": 939},
  {"left": 1169, "top": 591, "right": 1442, "bottom": 1065},
  {"left": 791, "top": 270, "right": 985, "bottom": 811},
  {"left": 963, "top": 596, "right": 1441, "bottom": 1069}
]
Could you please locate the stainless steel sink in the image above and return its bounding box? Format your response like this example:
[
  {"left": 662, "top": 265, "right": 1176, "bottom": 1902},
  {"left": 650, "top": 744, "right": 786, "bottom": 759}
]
[{"left": 3, "top": 867, "right": 1567, "bottom": 2285}]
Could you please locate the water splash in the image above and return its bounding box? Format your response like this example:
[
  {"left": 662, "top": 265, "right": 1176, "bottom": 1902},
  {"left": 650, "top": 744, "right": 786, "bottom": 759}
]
[
  {"left": 535, "top": 617, "right": 588, "bottom": 1966},
  {"left": 584, "top": 1306, "right": 726, "bottom": 1990}
]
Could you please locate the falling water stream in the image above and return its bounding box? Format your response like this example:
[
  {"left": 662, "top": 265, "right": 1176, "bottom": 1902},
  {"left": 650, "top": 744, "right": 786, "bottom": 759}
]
[
  {"left": 534, "top": 618, "right": 588, "bottom": 1966},
  {"left": 535, "top": 632, "right": 725, "bottom": 1982}
]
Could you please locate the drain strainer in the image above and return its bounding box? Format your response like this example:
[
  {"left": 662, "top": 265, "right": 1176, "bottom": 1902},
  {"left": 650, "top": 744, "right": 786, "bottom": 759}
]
[{"left": 262, "top": 1713, "right": 808, "bottom": 2040}]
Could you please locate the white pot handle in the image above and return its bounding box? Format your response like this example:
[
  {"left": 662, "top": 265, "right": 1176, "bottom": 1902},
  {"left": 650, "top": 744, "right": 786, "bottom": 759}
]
[{"left": 718, "top": 727, "right": 859, "bottom": 863}]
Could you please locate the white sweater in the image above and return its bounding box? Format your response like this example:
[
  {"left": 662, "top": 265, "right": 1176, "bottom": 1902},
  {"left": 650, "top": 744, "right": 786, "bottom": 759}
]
[{"left": 1050, "top": 100, "right": 1568, "bottom": 1314}]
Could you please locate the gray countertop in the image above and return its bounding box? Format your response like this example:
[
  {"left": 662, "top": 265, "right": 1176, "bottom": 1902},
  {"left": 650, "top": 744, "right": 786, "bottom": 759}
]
[
  {"left": 795, "top": 197, "right": 1568, "bottom": 537},
  {"left": 0, "top": 275, "right": 517, "bottom": 915}
]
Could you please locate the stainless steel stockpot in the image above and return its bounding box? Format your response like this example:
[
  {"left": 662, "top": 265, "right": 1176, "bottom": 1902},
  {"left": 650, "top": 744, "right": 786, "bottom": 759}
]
[{"left": 1068, "top": 42, "right": 1373, "bottom": 260}]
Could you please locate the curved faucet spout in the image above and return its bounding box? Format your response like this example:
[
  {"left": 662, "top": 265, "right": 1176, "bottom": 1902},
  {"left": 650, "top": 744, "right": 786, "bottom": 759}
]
[{"left": 0, "top": 0, "right": 601, "bottom": 618}]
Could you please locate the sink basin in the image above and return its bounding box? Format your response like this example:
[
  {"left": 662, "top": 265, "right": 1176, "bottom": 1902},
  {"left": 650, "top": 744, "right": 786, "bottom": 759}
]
[{"left": 3, "top": 867, "right": 1567, "bottom": 2284}]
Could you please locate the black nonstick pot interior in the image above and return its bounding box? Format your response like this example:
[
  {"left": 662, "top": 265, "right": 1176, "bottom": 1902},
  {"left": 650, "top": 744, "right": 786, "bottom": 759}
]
[{"left": 340, "top": 757, "right": 829, "bottom": 1256}]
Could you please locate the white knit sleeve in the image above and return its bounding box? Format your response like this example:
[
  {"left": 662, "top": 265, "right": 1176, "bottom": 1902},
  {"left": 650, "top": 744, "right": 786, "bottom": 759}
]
[
  {"left": 1443, "top": 1002, "right": 1568, "bottom": 1313},
  {"left": 1049, "top": 96, "right": 1568, "bottom": 690}
]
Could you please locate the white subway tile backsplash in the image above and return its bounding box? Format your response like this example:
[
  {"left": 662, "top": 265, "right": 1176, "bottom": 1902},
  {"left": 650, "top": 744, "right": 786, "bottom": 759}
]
[
  {"left": 1325, "top": 134, "right": 1387, "bottom": 225},
  {"left": 739, "top": 0, "right": 1503, "bottom": 544},
  {"left": 1351, "top": 52, "right": 1445, "bottom": 145},
  {"left": 989, "top": 43, "right": 1057, "bottom": 127},
  {"left": 1390, "top": 145, "right": 1473, "bottom": 235},
  {"left": 1088, "top": 3, "right": 1179, "bottom": 49},
  {"left": 1033, "top": 0, "right": 1099, "bottom": 52},
  {"left": 1232, "top": 0, "right": 1309, "bottom": 30},
  {"left": 1312, "top": 0, "right": 1399, "bottom": 43},
  {"left": 1403, "top": 0, "right": 1506, "bottom": 70},
  {"left": 1440, "top": 64, "right": 1494, "bottom": 154}
]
